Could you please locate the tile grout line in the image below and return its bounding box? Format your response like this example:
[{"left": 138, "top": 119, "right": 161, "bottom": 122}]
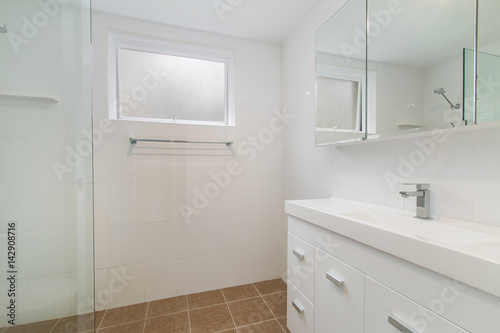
[
  {"left": 47, "top": 318, "right": 60, "bottom": 333},
  {"left": 260, "top": 292, "right": 284, "bottom": 330},
  {"left": 254, "top": 283, "right": 288, "bottom": 333},
  {"left": 186, "top": 295, "right": 192, "bottom": 333},
  {"left": 142, "top": 301, "right": 150, "bottom": 333},
  {"left": 96, "top": 309, "right": 106, "bottom": 330},
  {"left": 146, "top": 309, "right": 189, "bottom": 320},
  {"left": 96, "top": 318, "right": 146, "bottom": 331},
  {"left": 220, "top": 289, "right": 238, "bottom": 332}
]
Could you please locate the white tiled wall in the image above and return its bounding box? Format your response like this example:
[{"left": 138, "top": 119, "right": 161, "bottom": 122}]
[
  {"left": 280, "top": 0, "right": 500, "bottom": 278},
  {"left": 91, "top": 12, "right": 283, "bottom": 309},
  {"left": 0, "top": 0, "right": 93, "bottom": 326}
]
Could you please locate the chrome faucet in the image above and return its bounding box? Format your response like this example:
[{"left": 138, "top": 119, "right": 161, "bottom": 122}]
[{"left": 399, "top": 183, "right": 431, "bottom": 219}]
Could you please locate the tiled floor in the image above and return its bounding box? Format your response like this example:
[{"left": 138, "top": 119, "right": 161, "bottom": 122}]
[{"left": 1, "top": 279, "right": 290, "bottom": 333}]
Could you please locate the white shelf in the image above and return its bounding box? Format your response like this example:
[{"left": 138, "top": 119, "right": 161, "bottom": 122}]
[
  {"left": 396, "top": 122, "right": 425, "bottom": 130},
  {"left": 0, "top": 90, "right": 60, "bottom": 103}
]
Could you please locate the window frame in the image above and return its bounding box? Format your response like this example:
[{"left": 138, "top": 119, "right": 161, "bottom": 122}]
[
  {"left": 107, "top": 30, "right": 235, "bottom": 126},
  {"left": 316, "top": 64, "right": 376, "bottom": 134}
]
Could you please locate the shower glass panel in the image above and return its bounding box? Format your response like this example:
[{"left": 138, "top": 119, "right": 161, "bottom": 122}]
[
  {"left": 0, "top": 0, "right": 93, "bottom": 331},
  {"left": 476, "top": 0, "right": 500, "bottom": 125}
]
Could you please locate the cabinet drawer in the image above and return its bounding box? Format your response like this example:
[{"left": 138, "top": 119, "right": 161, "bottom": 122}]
[
  {"left": 288, "top": 232, "right": 315, "bottom": 303},
  {"left": 315, "top": 248, "right": 364, "bottom": 333},
  {"left": 365, "top": 277, "right": 468, "bottom": 333},
  {"left": 287, "top": 281, "right": 314, "bottom": 333}
]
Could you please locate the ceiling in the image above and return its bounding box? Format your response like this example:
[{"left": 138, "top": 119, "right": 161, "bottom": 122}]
[{"left": 92, "top": 0, "right": 321, "bottom": 44}]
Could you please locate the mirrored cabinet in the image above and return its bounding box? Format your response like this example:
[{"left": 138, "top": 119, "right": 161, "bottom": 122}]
[{"left": 316, "top": 0, "right": 500, "bottom": 145}]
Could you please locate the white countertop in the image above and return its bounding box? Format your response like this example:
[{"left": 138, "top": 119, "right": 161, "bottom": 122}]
[{"left": 285, "top": 197, "right": 500, "bottom": 298}]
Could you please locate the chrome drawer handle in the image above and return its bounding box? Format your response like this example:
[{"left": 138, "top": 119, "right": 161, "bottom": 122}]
[
  {"left": 292, "top": 249, "right": 304, "bottom": 260},
  {"left": 326, "top": 272, "right": 344, "bottom": 287},
  {"left": 388, "top": 315, "right": 416, "bottom": 333},
  {"left": 292, "top": 300, "right": 304, "bottom": 314}
]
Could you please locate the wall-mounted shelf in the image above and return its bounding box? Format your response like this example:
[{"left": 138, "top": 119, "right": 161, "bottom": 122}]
[
  {"left": 0, "top": 90, "right": 60, "bottom": 103},
  {"left": 396, "top": 122, "right": 425, "bottom": 130}
]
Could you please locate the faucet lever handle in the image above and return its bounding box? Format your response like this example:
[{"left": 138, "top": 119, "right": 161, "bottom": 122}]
[{"left": 402, "top": 183, "right": 430, "bottom": 190}]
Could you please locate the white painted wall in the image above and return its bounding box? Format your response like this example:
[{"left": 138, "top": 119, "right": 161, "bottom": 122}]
[
  {"left": 92, "top": 12, "right": 283, "bottom": 310},
  {"left": 281, "top": 0, "right": 500, "bottom": 276}
]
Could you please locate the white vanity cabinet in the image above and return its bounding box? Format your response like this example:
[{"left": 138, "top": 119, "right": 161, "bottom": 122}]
[
  {"left": 286, "top": 213, "right": 500, "bottom": 333},
  {"left": 365, "top": 277, "right": 467, "bottom": 333},
  {"left": 315, "top": 248, "right": 364, "bottom": 333}
]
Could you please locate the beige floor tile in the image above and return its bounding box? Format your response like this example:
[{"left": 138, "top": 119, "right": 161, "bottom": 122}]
[
  {"left": 228, "top": 297, "right": 274, "bottom": 327},
  {"left": 51, "top": 313, "right": 95, "bottom": 333},
  {"left": 148, "top": 296, "right": 187, "bottom": 318},
  {"left": 277, "top": 317, "right": 290, "bottom": 333},
  {"left": 144, "top": 311, "right": 189, "bottom": 333},
  {"left": 189, "top": 304, "right": 235, "bottom": 333},
  {"left": 253, "top": 279, "right": 287, "bottom": 296},
  {"left": 188, "top": 289, "right": 225, "bottom": 309},
  {"left": 222, "top": 284, "right": 259, "bottom": 302},
  {"left": 100, "top": 303, "right": 148, "bottom": 328},
  {"left": 263, "top": 292, "right": 287, "bottom": 318},
  {"left": 237, "top": 319, "right": 285, "bottom": 333},
  {"left": 97, "top": 320, "right": 145, "bottom": 333}
]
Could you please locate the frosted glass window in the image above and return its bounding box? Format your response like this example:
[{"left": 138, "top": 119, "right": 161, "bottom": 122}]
[
  {"left": 317, "top": 76, "right": 361, "bottom": 131},
  {"left": 109, "top": 36, "right": 234, "bottom": 126}
]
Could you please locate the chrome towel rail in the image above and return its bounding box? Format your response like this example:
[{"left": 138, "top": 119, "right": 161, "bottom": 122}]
[{"left": 129, "top": 138, "right": 233, "bottom": 146}]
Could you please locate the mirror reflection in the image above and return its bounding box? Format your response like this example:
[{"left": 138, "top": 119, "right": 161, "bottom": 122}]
[
  {"left": 315, "top": 0, "right": 493, "bottom": 145},
  {"left": 476, "top": 0, "right": 500, "bottom": 125}
]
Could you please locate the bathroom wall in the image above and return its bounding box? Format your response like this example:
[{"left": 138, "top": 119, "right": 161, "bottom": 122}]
[
  {"left": 0, "top": 0, "right": 93, "bottom": 325},
  {"left": 92, "top": 13, "right": 283, "bottom": 310},
  {"left": 280, "top": 0, "right": 500, "bottom": 273}
]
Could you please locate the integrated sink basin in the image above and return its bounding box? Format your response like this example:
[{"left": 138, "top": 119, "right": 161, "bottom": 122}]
[{"left": 285, "top": 197, "right": 500, "bottom": 297}]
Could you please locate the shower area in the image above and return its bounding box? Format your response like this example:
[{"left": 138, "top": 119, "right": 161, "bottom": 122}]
[{"left": 0, "top": 0, "right": 94, "bottom": 331}]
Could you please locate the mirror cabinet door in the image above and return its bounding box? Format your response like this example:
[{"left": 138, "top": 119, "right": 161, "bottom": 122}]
[
  {"left": 315, "top": 0, "right": 367, "bottom": 146},
  {"left": 316, "top": 0, "right": 480, "bottom": 145},
  {"left": 476, "top": 0, "right": 500, "bottom": 125}
]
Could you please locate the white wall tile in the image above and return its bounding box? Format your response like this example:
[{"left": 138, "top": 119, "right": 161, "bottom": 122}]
[
  {"left": 94, "top": 184, "right": 109, "bottom": 226},
  {"left": 177, "top": 217, "right": 234, "bottom": 259},
  {"left": 143, "top": 260, "right": 177, "bottom": 302},
  {"left": 26, "top": 229, "right": 70, "bottom": 277},
  {"left": 94, "top": 269, "right": 110, "bottom": 311},
  {"left": 25, "top": 97, "right": 68, "bottom": 140},
  {"left": 176, "top": 257, "right": 207, "bottom": 296},
  {"left": 0, "top": 107, "right": 25, "bottom": 139},
  {"left": 107, "top": 265, "right": 145, "bottom": 308},
  {"left": 108, "top": 224, "right": 147, "bottom": 267},
  {"left": 94, "top": 226, "right": 109, "bottom": 270},
  {"left": 108, "top": 183, "right": 144, "bottom": 225},
  {"left": 29, "top": 275, "right": 72, "bottom": 322},
  {"left": 0, "top": 139, "right": 26, "bottom": 186},
  {"left": 143, "top": 182, "right": 177, "bottom": 222},
  {"left": 232, "top": 251, "right": 259, "bottom": 286},
  {"left": 205, "top": 253, "right": 236, "bottom": 290},
  {"left": 0, "top": 186, "right": 26, "bottom": 229}
]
